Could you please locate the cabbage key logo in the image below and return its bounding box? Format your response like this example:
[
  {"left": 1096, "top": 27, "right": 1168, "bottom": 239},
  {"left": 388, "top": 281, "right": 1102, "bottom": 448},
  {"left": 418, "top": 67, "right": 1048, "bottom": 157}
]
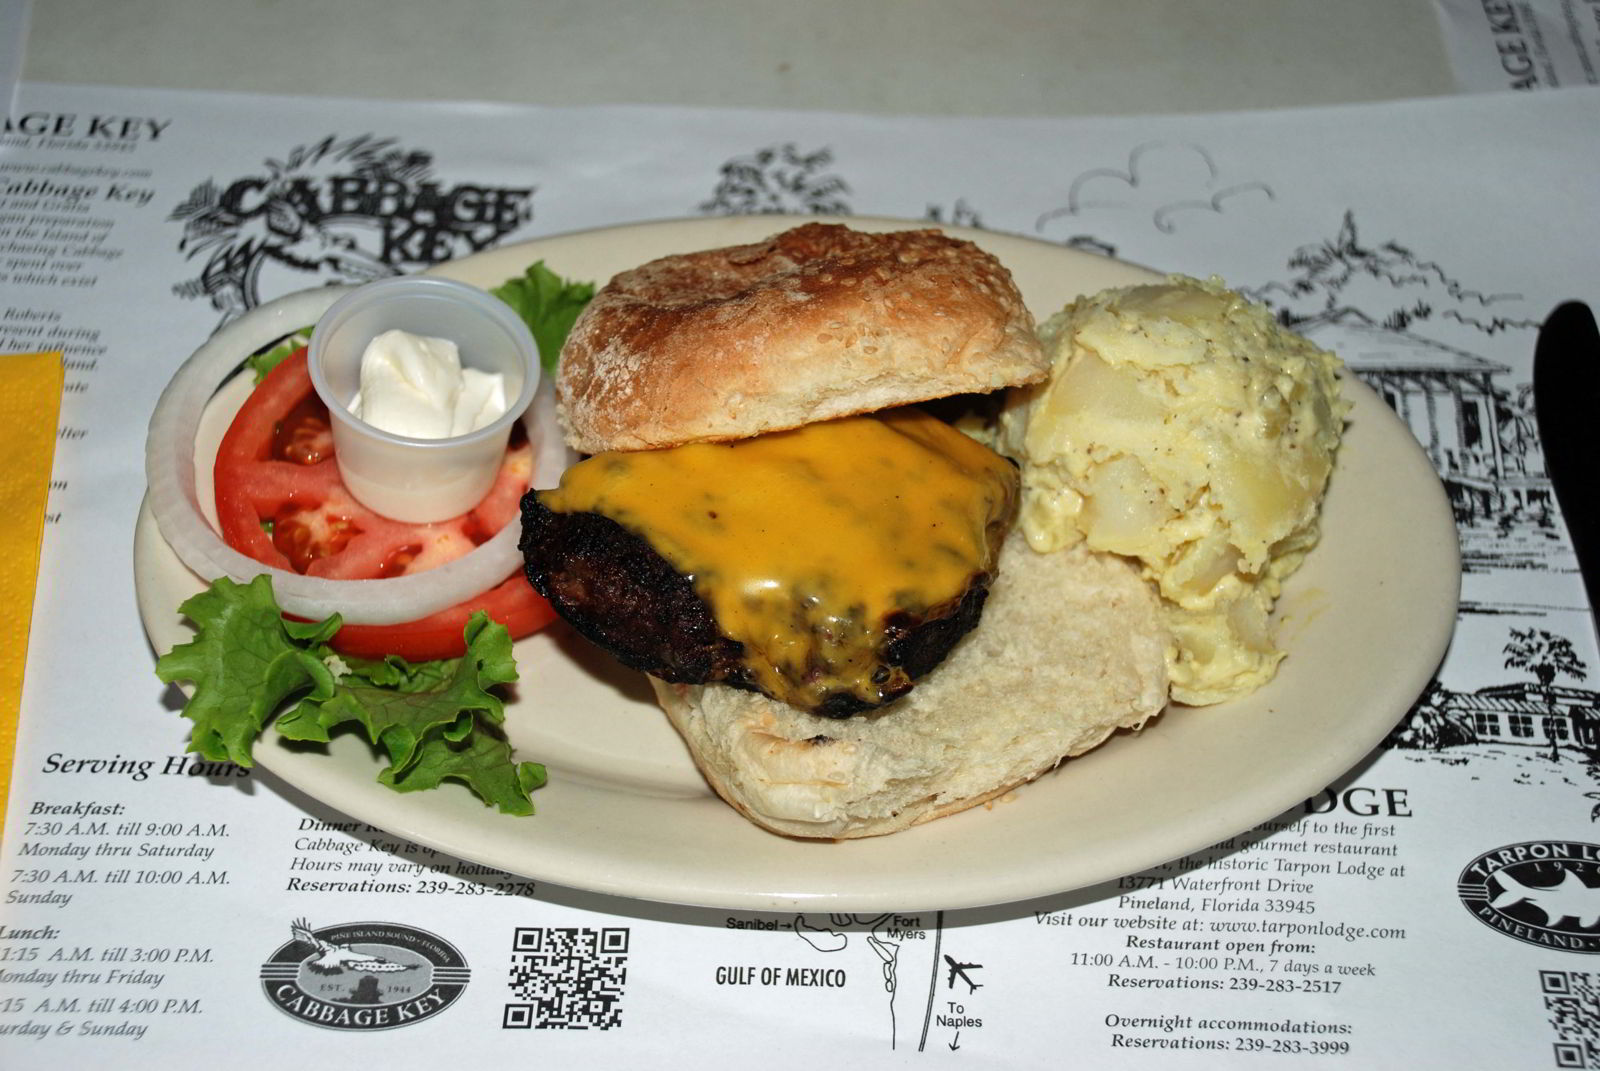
[
  {"left": 169, "top": 134, "right": 534, "bottom": 322},
  {"left": 260, "top": 918, "right": 470, "bottom": 1030}
]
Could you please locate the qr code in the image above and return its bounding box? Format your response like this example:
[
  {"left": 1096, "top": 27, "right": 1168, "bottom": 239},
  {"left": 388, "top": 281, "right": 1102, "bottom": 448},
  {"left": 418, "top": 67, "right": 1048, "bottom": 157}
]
[
  {"left": 1543, "top": 970, "right": 1600, "bottom": 1068},
  {"left": 503, "top": 927, "right": 629, "bottom": 1030}
]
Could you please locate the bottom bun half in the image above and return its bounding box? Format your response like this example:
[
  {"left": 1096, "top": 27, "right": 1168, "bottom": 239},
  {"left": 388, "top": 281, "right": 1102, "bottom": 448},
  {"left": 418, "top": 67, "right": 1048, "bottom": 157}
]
[{"left": 651, "top": 536, "right": 1172, "bottom": 839}]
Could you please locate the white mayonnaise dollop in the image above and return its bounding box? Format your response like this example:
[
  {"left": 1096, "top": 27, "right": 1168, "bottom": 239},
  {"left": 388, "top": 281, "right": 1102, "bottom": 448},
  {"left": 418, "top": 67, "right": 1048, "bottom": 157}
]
[{"left": 348, "top": 328, "right": 508, "bottom": 438}]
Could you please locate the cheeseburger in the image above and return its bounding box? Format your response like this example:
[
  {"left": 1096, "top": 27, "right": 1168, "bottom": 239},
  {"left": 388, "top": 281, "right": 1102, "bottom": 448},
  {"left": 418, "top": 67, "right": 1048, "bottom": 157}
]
[{"left": 520, "top": 224, "right": 1170, "bottom": 839}]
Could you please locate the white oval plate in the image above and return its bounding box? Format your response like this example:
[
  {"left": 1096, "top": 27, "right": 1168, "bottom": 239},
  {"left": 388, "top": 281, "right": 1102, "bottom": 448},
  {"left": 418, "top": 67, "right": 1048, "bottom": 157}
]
[{"left": 135, "top": 216, "right": 1460, "bottom": 913}]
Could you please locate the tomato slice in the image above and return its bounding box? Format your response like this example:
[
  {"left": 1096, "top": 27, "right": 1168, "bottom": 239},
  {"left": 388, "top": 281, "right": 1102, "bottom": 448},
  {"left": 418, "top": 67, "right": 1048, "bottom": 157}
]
[
  {"left": 325, "top": 574, "right": 554, "bottom": 661},
  {"left": 213, "top": 347, "right": 554, "bottom": 660}
]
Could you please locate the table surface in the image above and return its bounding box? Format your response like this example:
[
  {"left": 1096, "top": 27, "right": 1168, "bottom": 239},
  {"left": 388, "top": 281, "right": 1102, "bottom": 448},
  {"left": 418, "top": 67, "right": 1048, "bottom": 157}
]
[{"left": 23, "top": 0, "right": 1456, "bottom": 115}]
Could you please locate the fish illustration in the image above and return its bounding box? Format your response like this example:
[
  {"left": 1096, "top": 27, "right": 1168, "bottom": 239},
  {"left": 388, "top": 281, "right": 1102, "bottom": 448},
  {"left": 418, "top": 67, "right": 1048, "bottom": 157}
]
[
  {"left": 291, "top": 919, "right": 415, "bottom": 975},
  {"left": 1490, "top": 870, "right": 1600, "bottom": 929}
]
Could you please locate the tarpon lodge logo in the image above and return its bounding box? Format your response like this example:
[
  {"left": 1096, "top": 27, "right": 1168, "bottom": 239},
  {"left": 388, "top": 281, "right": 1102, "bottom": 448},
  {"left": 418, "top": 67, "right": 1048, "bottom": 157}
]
[
  {"left": 1459, "top": 842, "right": 1600, "bottom": 952},
  {"left": 169, "top": 134, "right": 533, "bottom": 322},
  {"left": 260, "top": 918, "right": 470, "bottom": 1030}
]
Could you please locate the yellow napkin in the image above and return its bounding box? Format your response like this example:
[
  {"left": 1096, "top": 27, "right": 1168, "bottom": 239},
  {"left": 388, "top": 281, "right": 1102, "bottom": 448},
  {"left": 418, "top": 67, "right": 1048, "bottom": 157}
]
[{"left": 0, "top": 352, "right": 64, "bottom": 837}]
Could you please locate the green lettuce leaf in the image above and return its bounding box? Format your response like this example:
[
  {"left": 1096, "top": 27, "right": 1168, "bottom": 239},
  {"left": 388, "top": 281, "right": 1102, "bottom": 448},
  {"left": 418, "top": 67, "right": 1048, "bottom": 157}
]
[
  {"left": 156, "top": 575, "right": 545, "bottom": 815},
  {"left": 246, "top": 327, "right": 314, "bottom": 384},
  {"left": 491, "top": 261, "right": 595, "bottom": 376}
]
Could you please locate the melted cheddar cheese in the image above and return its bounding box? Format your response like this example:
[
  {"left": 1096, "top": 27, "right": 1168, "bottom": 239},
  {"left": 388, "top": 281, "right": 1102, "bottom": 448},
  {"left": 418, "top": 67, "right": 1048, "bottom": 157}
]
[{"left": 540, "top": 408, "right": 1018, "bottom": 711}]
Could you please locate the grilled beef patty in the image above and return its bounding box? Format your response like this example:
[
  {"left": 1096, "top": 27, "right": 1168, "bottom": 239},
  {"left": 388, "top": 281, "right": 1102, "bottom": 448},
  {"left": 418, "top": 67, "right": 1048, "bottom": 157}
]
[{"left": 519, "top": 495, "right": 991, "bottom": 719}]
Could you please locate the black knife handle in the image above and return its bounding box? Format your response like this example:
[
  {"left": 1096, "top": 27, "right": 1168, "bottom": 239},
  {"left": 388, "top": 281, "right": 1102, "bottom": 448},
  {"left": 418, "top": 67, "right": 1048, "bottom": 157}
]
[{"left": 1534, "top": 301, "right": 1600, "bottom": 637}]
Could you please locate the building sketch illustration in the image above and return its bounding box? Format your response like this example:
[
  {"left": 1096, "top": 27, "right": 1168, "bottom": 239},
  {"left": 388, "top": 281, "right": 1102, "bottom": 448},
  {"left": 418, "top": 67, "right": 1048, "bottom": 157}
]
[
  {"left": 1391, "top": 649, "right": 1596, "bottom": 757},
  {"left": 1241, "top": 213, "right": 1596, "bottom": 800},
  {"left": 1270, "top": 232, "right": 1547, "bottom": 536}
]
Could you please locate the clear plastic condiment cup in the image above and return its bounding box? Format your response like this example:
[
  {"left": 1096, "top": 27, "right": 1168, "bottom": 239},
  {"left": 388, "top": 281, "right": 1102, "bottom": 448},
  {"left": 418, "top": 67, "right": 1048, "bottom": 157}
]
[{"left": 307, "top": 276, "right": 539, "bottom": 524}]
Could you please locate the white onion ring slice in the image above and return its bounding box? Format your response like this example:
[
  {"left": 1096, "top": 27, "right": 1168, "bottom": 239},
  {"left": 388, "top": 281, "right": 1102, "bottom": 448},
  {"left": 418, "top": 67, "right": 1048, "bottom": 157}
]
[{"left": 145, "top": 286, "right": 575, "bottom": 626}]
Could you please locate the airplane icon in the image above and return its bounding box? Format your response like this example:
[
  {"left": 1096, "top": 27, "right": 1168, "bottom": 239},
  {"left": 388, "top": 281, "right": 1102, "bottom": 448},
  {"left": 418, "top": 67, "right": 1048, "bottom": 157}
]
[{"left": 944, "top": 954, "right": 983, "bottom": 993}]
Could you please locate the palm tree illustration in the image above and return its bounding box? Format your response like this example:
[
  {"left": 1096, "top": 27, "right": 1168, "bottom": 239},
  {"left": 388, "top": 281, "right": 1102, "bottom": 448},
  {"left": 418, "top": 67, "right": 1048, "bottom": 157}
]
[
  {"left": 1503, "top": 627, "right": 1588, "bottom": 759},
  {"left": 697, "top": 144, "right": 851, "bottom": 216}
]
